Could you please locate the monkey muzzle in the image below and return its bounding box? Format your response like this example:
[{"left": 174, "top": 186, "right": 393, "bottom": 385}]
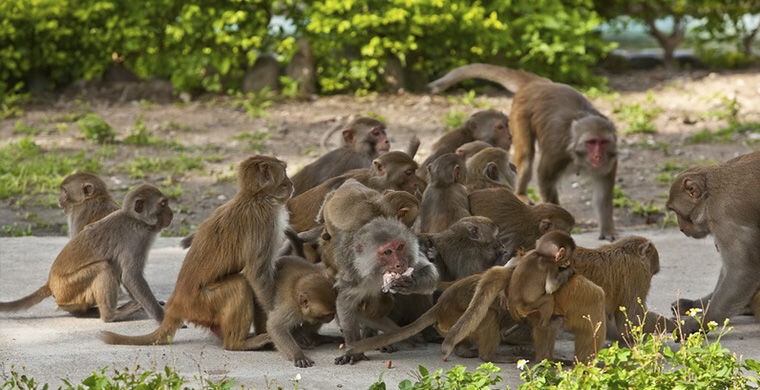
[{"left": 381, "top": 267, "right": 414, "bottom": 293}]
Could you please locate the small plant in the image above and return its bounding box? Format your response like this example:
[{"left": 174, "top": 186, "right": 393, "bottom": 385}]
[
  {"left": 443, "top": 110, "right": 468, "bottom": 131},
  {"left": 0, "top": 82, "right": 28, "bottom": 119},
  {"left": 123, "top": 115, "right": 158, "bottom": 146},
  {"left": 279, "top": 76, "right": 301, "bottom": 99},
  {"left": 233, "top": 89, "right": 274, "bottom": 119},
  {"left": 77, "top": 113, "right": 116, "bottom": 144},
  {"left": 1, "top": 223, "right": 33, "bottom": 237},
  {"left": 688, "top": 122, "right": 760, "bottom": 144},
  {"left": 447, "top": 90, "right": 491, "bottom": 109},
  {"left": 613, "top": 93, "right": 662, "bottom": 135},
  {"left": 369, "top": 363, "right": 502, "bottom": 390},
  {"left": 232, "top": 131, "right": 271, "bottom": 152},
  {"left": 656, "top": 159, "right": 686, "bottom": 184},
  {"left": 120, "top": 153, "right": 209, "bottom": 179},
  {"left": 14, "top": 120, "right": 42, "bottom": 136}
]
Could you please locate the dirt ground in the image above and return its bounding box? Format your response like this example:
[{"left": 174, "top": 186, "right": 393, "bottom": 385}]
[{"left": 1, "top": 68, "right": 759, "bottom": 236}]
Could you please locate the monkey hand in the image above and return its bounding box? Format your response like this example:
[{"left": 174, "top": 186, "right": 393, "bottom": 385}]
[
  {"left": 294, "top": 355, "right": 316, "bottom": 368},
  {"left": 386, "top": 275, "right": 415, "bottom": 294},
  {"left": 670, "top": 298, "right": 707, "bottom": 316},
  {"left": 334, "top": 352, "right": 368, "bottom": 365},
  {"left": 381, "top": 267, "right": 414, "bottom": 293}
]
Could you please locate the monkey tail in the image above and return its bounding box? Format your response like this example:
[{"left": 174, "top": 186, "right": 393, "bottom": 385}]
[
  {"left": 0, "top": 284, "right": 52, "bottom": 312},
  {"left": 100, "top": 315, "right": 183, "bottom": 346},
  {"left": 345, "top": 310, "right": 439, "bottom": 355},
  {"left": 406, "top": 136, "right": 421, "bottom": 158},
  {"left": 179, "top": 233, "right": 194, "bottom": 249},
  {"left": 428, "top": 63, "right": 548, "bottom": 94},
  {"left": 441, "top": 267, "right": 512, "bottom": 360}
]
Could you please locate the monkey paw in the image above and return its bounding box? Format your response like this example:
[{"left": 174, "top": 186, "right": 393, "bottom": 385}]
[
  {"left": 294, "top": 356, "right": 315, "bottom": 368},
  {"left": 379, "top": 344, "right": 399, "bottom": 353},
  {"left": 334, "top": 352, "right": 368, "bottom": 365},
  {"left": 670, "top": 298, "right": 705, "bottom": 316},
  {"left": 598, "top": 232, "right": 616, "bottom": 241}
]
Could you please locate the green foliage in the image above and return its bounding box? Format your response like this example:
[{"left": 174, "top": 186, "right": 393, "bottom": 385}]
[
  {"left": 447, "top": 90, "right": 491, "bottom": 109},
  {"left": 77, "top": 113, "right": 115, "bottom": 144},
  {"left": 613, "top": 92, "right": 662, "bottom": 135},
  {"left": 613, "top": 186, "right": 663, "bottom": 218},
  {"left": 14, "top": 120, "right": 42, "bottom": 136},
  {"left": 233, "top": 89, "right": 274, "bottom": 119},
  {"left": 372, "top": 363, "right": 502, "bottom": 390},
  {"left": 656, "top": 159, "right": 686, "bottom": 184},
  {"left": 691, "top": 1, "right": 760, "bottom": 59},
  {"left": 1, "top": 223, "right": 33, "bottom": 237},
  {"left": 0, "top": 138, "right": 100, "bottom": 200},
  {"left": 688, "top": 122, "right": 760, "bottom": 143},
  {"left": 123, "top": 115, "right": 157, "bottom": 146},
  {"left": 443, "top": 110, "right": 468, "bottom": 131},
  {"left": 304, "top": 0, "right": 612, "bottom": 93},
  {"left": 0, "top": 82, "right": 27, "bottom": 119},
  {"left": 120, "top": 153, "right": 208, "bottom": 179},
  {"left": 695, "top": 46, "right": 755, "bottom": 69},
  {"left": 232, "top": 131, "right": 271, "bottom": 152}
]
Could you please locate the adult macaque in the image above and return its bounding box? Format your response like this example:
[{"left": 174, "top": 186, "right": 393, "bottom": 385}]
[
  {"left": 288, "top": 151, "right": 420, "bottom": 233},
  {"left": 429, "top": 63, "right": 618, "bottom": 240},
  {"left": 332, "top": 217, "right": 439, "bottom": 365},
  {"left": 465, "top": 147, "right": 516, "bottom": 191},
  {"left": 417, "top": 153, "right": 470, "bottom": 233},
  {"left": 59, "top": 172, "right": 119, "bottom": 237},
  {"left": 666, "top": 151, "right": 760, "bottom": 335},
  {"left": 292, "top": 117, "right": 390, "bottom": 196},
  {"left": 443, "top": 266, "right": 606, "bottom": 363},
  {"left": 418, "top": 216, "right": 507, "bottom": 281},
  {"left": 101, "top": 156, "right": 293, "bottom": 349},
  {"left": 507, "top": 231, "right": 576, "bottom": 328},
  {"left": 341, "top": 273, "right": 517, "bottom": 363},
  {"left": 422, "top": 110, "right": 511, "bottom": 169},
  {"left": 571, "top": 236, "right": 673, "bottom": 340},
  {"left": 469, "top": 187, "right": 575, "bottom": 258},
  {"left": 246, "top": 256, "right": 339, "bottom": 367},
  {"left": 1, "top": 184, "right": 172, "bottom": 322}
]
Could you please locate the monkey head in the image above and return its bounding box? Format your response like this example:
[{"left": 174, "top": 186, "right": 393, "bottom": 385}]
[
  {"left": 381, "top": 190, "right": 420, "bottom": 227},
  {"left": 533, "top": 204, "right": 575, "bottom": 235},
  {"left": 124, "top": 184, "right": 173, "bottom": 230},
  {"left": 239, "top": 155, "right": 294, "bottom": 201},
  {"left": 666, "top": 170, "right": 711, "bottom": 239},
  {"left": 535, "top": 230, "right": 576, "bottom": 267},
  {"left": 468, "top": 109, "right": 511, "bottom": 151},
  {"left": 297, "top": 274, "right": 337, "bottom": 324},
  {"left": 427, "top": 153, "right": 465, "bottom": 187},
  {"left": 59, "top": 172, "right": 108, "bottom": 212},
  {"left": 371, "top": 152, "right": 420, "bottom": 194},
  {"left": 352, "top": 217, "right": 420, "bottom": 280},
  {"left": 570, "top": 116, "right": 617, "bottom": 174},
  {"left": 343, "top": 117, "right": 390, "bottom": 154}
]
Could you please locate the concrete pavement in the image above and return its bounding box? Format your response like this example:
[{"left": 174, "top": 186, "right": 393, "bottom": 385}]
[{"left": 1, "top": 229, "right": 759, "bottom": 389}]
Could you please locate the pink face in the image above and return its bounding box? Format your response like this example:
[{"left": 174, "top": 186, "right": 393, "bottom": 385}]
[
  {"left": 377, "top": 239, "right": 408, "bottom": 273},
  {"left": 585, "top": 136, "right": 611, "bottom": 168},
  {"left": 371, "top": 127, "right": 390, "bottom": 153}
]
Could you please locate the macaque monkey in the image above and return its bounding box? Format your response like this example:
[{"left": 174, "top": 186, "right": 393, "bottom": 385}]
[
  {"left": 421, "top": 109, "right": 511, "bottom": 170},
  {"left": 246, "top": 256, "right": 339, "bottom": 367},
  {"left": 288, "top": 151, "right": 421, "bottom": 233},
  {"left": 293, "top": 117, "right": 390, "bottom": 196},
  {"left": 418, "top": 216, "right": 507, "bottom": 281},
  {"left": 464, "top": 147, "right": 516, "bottom": 191},
  {"left": 443, "top": 266, "right": 606, "bottom": 363},
  {"left": 341, "top": 273, "right": 518, "bottom": 363},
  {"left": 332, "top": 217, "right": 439, "bottom": 365},
  {"left": 570, "top": 236, "right": 673, "bottom": 340},
  {"left": 1, "top": 184, "right": 172, "bottom": 322},
  {"left": 469, "top": 187, "right": 575, "bottom": 258},
  {"left": 58, "top": 172, "right": 119, "bottom": 237},
  {"left": 455, "top": 140, "right": 492, "bottom": 161},
  {"left": 507, "top": 231, "right": 576, "bottom": 328},
  {"left": 100, "top": 155, "right": 293, "bottom": 350},
  {"left": 429, "top": 63, "right": 618, "bottom": 240},
  {"left": 666, "top": 151, "right": 760, "bottom": 335},
  {"left": 417, "top": 153, "right": 470, "bottom": 233}
]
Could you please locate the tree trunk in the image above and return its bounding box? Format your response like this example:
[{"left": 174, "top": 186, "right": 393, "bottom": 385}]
[{"left": 644, "top": 16, "right": 685, "bottom": 70}]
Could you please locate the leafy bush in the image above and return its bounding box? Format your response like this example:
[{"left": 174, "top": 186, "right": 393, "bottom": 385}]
[
  {"left": 77, "top": 113, "right": 115, "bottom": 144},
  {"left": 369, "top": 363, "right": 502, "bottom": 390}
]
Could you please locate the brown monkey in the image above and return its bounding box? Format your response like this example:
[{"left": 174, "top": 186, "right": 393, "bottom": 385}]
[
  {"left": 421, "top": 109, "right": 511, "bottom": 170},
  {"left": 59, "top": 172, "right": 119, "bottom": 237},
  {"left": 417, "top": 153, "right": 470, "bottom": 234},
  {"left": 418, "top": 216, "right": 507, "bottom": 281},
  {"left": 341, "top": 272, "right": 517, "bottom": 363},
  {"left": 100, "top": 155, "right": 293, "bottom": 350},
  {"left": 469, "top": 187, "right": 575, "bottom": 258},
  {"left": 443, "top": 266, "right": 606, "bottom": 363},
  {"left": 288, "top": 151, "right": 420, "bottom": 233},
  {"left": 465, "top": 146, "right": 516, "bottom": 192},
  {"left": 246, "top": 256, "right": 339, "bottom": 367},
  {"left": 292, "top": 117, "right": 390, "bottom": 196},
  {"left": 0, "top": 184, "right": 172, "bottom": 322},
  {"left": 332, "top": 217, "right": 439, "bottom": 365},
  {"left": 570, "top": 236, "right": 672, "bottom": 341},
  {"left": 429, "top": 63, "right": 618, "bottom": 240},
  {"left": 507, "top": 231, "right": 576, "bottom": 328},
  {"left": 666, "top": 151, "right": 760, "bottom": 335},
  {"left": 455, "top": 140, "right": 492, "bottom": 161}
]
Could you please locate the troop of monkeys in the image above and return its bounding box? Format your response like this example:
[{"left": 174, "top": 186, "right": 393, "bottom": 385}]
[{"left": 2, "top": 64, "right": 760, "bottom": 369}]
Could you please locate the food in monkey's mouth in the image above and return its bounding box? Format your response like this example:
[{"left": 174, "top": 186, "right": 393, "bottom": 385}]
[{"left": 381, "top": 267, "right": 414, "bottom": 293}]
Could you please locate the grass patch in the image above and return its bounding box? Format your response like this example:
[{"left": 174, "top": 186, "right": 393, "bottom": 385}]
[
  {"left": 613, "top": 93, "right": 662, "bottom": 135},
  {"left": 120, "top": 153, "right": 212, "bottom": 179},
  {"left": 77, "top": 113, "right": 115, "bottom": 144},
  {"left": 232, "top": 131, "right": 271, "bottom": 152},
  {"left": 446, "top": 89, "right": 492, "bottom": 109},
  {"left": 0, "top": 138, "right": 101, "bottom": 200},
  {"left": 443, "top": 110, "right": 468, "bottom": 131},
  {"left": 687, "top": 122, "right": 760, "bottom": 144}
]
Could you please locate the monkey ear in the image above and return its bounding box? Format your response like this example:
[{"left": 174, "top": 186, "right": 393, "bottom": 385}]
[
  {"left": 258, "top": 162, "right": 274, "bottom": 186},
  {"left": 681, "top": 175, "right": 705, "bottom": 199},
  {"left": 342, "top": 129, "right": 356, "bottom": 145},
  {"left": 397, "top": 207, "right": 410, "bottom": 220},
  {"left": 538, "top": 219, "right": 553, "bottom": 234},
  {"left": 82, "top": 183, "right": 95, "bottom": 197},
  {"left": 373, "top": 160, "right": 386, "bottom": 175},
  {"left": 134, "top": 198, "right": 145, "bottom": 214},
  {"left": 467, "top": 224, "right": 482, "bottom": 240},
  {"left": 484, "top": 162, "right": 499, "bottom": 180},
  {"left": 298, "top": 292, "right": 310, "bottom": 309},
  {"left": 453, "top": 164, "right": 461, "bottom": 182}
]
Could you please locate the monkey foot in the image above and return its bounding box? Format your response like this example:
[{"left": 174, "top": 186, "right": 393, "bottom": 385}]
[
  {"left": 294, "top": 357, "right": 315, "bottom": 368},
  {"left": 334, "top": 352, "right": 368, "bottom": 365}
]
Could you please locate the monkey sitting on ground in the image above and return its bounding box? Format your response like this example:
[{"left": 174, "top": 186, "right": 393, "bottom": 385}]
[
  {"left": 417, "top": 153, "right": 470, "bottom": 234},
  {"left": 464, "top": 147, "right": 516, "bottom": 192},
  {"left": 455, "top": 140, "right": 492, "bottom": 161},
  {"left": 59, "top": 172, "right": 119, "bottom": 237},
  {"left": 429, "top": 63, "right": 618, "bottom": 240},
  {"left": 507, "top": 231, "right": 576, "bottom": 328},
  {"left": 0, "top": 184, "right": 172, "bottom": 323},
  {"left": 245, "top": 256, "right": 340, "bottom": 367},
  {"left": 332, "top": 217, "right": 439, "bottom": 365},
  {"left": 100, "top": 155, "right": 293, "bottom": 350}
]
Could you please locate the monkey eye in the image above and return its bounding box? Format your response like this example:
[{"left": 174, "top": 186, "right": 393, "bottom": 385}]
[
  {"left": 383, "top": 249, "right": 393, "bottom": 256},
  {"left": 404, "top": 169, "right": 414, "bottom": 176},
  {"left": 160, "top": 200, "right": 167, "bottom": 207}
]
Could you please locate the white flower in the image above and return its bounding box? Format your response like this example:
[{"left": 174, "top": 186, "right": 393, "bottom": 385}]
[
  {"left": 293, "top": 373, "right": 301, "bottom": 381},
  {"left": 516, "top": 359, "right": 529, "bottom": 370},
  {"left": 686, "top": 307, "right": 702, "bottom": 317}
]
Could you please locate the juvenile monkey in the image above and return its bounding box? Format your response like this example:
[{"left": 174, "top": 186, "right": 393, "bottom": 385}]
[
  {"left": 246, "top": 256, "right": 339, "bottom": 367},
  {"left": 101, "top": 156, "right": 293, "bottom": 350},
  {"left": 507, "top": 231, "right": 576, "bottom": 327},
  {"left": 455, "top": 140, "right": 492, "bottom": 161},
  {"left": 59, "top": 172, "right": 119, "bottom": 237},
  {"left": 464, "top": 147, "right": 516, "bottom": 192},
  {"left": 0, "top": 184, "right": 172, "bottom": 322},
  {"left": 292, "top": 117, "right": 390, "bottom": 196},
  {"left": 417, "top": 153, "right": 470, "bottom": 234},
  {"left": 430, "top": 63, "right": 618, "bottom": 240}
]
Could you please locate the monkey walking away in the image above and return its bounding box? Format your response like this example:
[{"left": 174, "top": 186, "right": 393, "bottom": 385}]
[{"left": 1, "top": 184, "right": 172, "bottom": 323}]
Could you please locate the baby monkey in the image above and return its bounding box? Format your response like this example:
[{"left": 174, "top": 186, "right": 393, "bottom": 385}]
[{"left": 507, "top": 231, "right": 576, "bottom": 327}]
